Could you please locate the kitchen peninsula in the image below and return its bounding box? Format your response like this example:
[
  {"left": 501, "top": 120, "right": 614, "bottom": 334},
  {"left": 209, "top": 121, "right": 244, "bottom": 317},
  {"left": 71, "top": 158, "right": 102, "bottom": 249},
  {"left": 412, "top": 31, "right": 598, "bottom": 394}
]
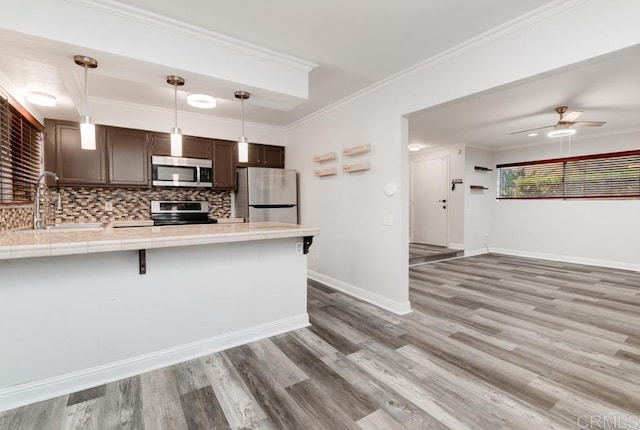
[{"left": 0, "top": 222, "right": 318, "bottom": 411}]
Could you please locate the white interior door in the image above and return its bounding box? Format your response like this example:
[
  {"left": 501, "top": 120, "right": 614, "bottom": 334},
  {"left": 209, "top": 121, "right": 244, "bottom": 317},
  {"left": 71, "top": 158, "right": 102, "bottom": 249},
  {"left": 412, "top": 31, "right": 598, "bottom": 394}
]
[{"left": 411, "top": 156, "right": 449, "bottom": 246}]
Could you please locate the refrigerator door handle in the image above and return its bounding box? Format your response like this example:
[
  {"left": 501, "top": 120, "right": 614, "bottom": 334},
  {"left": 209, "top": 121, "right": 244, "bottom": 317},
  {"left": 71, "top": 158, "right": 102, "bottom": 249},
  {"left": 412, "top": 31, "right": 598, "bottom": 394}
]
[{"left": 250, "top": 204, "right": 296, "bottom": 209}]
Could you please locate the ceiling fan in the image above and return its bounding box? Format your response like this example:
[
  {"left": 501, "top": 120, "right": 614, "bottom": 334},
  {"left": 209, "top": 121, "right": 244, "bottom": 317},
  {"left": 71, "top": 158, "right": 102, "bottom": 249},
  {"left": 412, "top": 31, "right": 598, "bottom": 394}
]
[{"left": 510, "top": 106, "right": 607, "bottom": 136}]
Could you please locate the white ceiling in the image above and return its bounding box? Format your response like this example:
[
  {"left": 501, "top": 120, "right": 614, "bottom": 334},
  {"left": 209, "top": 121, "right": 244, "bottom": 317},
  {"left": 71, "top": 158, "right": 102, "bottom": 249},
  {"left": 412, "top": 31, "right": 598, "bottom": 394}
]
[
  {"left": 0, "top": 0, "right": 557, "bottom": 128},
  {"left": 408, "top": 44, "right": 640, "bottom": 151}
]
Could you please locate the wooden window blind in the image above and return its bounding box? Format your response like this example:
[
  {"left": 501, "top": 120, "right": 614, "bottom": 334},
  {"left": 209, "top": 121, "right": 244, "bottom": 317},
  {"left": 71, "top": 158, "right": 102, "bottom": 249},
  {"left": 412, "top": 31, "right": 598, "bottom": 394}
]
[
  {"left": 496, "top": 150, "right": 640, "bottom": 200},
  {"left": 0, "top": 88, "right": 43, "bottom": 204}
]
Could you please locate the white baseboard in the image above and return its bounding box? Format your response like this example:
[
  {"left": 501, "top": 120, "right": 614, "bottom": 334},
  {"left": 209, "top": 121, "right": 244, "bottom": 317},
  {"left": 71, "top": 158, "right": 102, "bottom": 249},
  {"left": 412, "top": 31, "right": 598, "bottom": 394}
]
[
  {"left": 308, "top": 270, "right": 412, "bottom": 315},
  {"left": 0, "top": 314, "right": 309, "bottom": 413},
  {"left": 448, "top": 242, "right": 464, "bottom": 250},
  {"left": 489, "top": 248, "right": 640, "bottom": 272},
  {"left": 464, "top": 248, "right": 489, "bottom": 257}
]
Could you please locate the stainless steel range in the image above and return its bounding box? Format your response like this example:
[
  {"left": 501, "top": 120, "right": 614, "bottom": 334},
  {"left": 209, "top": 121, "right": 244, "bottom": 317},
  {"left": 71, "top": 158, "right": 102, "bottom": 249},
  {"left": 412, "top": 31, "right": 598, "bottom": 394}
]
[{"left": 150, "top": 201, "right": 217, "bottom": 226}]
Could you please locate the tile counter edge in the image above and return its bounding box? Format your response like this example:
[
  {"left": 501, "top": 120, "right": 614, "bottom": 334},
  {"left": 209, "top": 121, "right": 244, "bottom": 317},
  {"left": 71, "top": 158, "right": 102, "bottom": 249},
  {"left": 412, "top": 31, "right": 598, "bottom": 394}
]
[{"left": 0, "top": 222, "right": 320, "bottom": 260}]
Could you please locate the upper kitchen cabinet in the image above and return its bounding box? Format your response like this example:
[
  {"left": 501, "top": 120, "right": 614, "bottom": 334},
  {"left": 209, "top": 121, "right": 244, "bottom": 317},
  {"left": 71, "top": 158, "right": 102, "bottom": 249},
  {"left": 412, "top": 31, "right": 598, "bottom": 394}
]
[
  {"left": 150, "top": 133, "right": 211, "bottom": 159},
  {"left": 44, "top": 119, "right": 108, "bottom": 186},
  {"left": 106, "top": 127, "right": 149, "bottom": 187},
  {"left": 237, "top": 143, "right": 285, "bottom": 168},
  {"left": 212, "top": 139, "right": 237, "bottom": 190},
  {"left": 263, "top": 145, "right": 285, "bottom": 168}
]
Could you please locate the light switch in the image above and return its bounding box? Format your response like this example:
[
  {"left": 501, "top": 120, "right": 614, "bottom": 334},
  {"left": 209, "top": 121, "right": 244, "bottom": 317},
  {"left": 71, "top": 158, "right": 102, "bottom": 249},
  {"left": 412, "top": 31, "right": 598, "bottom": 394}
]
[{"left": 383, "top": 214, "right": 393, "bottom": 226}]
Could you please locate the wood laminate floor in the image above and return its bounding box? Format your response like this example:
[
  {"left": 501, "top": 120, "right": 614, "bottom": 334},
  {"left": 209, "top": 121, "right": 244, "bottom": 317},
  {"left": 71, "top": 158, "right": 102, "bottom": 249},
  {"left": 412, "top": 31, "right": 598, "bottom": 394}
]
[
  {"left": 409, "top": 243, "right": 464, "bottom": 265},
  {"left": 2, "top": 254, "right": 639, "bottom": 429}
]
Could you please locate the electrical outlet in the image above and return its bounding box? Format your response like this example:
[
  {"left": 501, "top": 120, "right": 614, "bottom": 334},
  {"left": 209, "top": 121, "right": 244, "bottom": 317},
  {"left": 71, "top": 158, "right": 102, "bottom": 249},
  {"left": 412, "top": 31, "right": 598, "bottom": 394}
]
[
  {"left": 295, "top": 242, "right": 303, "bottom": 254},
  {"left": 105, "top": 201, "right": 113, "bottom": 211}
]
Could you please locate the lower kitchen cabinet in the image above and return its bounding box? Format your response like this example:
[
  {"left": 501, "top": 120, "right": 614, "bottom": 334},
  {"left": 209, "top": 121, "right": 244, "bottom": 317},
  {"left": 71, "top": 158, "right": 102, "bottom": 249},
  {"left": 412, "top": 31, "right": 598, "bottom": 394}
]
[
  {"left": 44, "top": 119, "right": 108, "bottom": 186},
  {"left": 212, "top": 139, "right": 237, "bottom": 190},
  {"left": 106, "top": 127, "right": 149, "bottom": 187}
]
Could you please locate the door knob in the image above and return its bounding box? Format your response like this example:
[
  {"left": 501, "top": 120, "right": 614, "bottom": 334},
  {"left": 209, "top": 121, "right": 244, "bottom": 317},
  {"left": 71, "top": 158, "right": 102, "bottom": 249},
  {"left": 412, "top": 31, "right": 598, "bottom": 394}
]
[
  {"left": 438, "top": 199, "right": 447, "bottom": 203},
  {"left": 442, "top": 205, "right": 446, "bottom": 209}
]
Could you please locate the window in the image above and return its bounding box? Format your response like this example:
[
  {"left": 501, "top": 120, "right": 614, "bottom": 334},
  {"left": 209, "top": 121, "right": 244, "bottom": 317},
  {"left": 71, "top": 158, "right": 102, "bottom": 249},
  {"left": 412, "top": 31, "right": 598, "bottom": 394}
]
[
  {"left": 0, "top": 88, "right": 43, "bottom": 204},
  {"left": 497, "top": 150, "right": 640, "bottom": 199}
]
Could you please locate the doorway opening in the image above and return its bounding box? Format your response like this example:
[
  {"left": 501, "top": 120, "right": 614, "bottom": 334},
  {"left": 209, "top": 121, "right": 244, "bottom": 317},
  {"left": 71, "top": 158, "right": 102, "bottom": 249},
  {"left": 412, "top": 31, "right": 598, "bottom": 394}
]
[{"left": 409, "top": 153, "right": 462, "bottom": 265}]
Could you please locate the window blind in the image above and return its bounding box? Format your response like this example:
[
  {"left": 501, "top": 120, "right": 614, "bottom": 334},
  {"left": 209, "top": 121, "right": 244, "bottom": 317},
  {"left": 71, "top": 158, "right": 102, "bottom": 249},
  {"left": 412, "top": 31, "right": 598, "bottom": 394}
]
[
  {"left": 0, "top": 89, "right": 43, "bottom": 204},
  {"left": 496, "top": 150, "right": 640, "bottom": 199}
]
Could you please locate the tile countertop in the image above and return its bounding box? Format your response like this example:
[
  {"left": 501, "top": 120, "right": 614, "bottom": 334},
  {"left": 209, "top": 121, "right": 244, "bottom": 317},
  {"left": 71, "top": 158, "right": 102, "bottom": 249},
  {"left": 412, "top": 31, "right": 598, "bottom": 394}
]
[{"left": 0, "top": 222, "right": 320, "bottom": 260}]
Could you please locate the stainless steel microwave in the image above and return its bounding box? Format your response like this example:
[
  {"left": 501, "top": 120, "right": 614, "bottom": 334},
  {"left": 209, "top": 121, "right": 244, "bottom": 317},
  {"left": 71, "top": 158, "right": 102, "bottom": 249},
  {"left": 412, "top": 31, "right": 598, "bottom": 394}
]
[{"left": 151, "top": 155, "right": 213, "bottom": 188}]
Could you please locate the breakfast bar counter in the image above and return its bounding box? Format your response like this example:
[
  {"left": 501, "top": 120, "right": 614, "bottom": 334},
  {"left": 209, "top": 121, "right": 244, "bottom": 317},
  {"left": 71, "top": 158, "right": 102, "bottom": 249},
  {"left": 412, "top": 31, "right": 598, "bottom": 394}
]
[
  {"left": 0, "top": 222, "right": 319, "bottom": 411},
  {"left": 0, "top": 222, "right": 319, "bottom": 260}
]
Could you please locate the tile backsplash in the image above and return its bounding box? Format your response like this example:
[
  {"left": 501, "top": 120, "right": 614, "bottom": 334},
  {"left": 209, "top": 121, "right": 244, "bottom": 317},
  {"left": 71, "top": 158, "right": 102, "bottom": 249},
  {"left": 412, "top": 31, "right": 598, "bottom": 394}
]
[
  {"left": 0, "top": 205, "right": 33, "bottom": 232},
  {"left": 49, "top": 187, "right": 232, "bottom": 224},
  {"left": 2, "top": 187, "right": 232, "bottom": 231}
]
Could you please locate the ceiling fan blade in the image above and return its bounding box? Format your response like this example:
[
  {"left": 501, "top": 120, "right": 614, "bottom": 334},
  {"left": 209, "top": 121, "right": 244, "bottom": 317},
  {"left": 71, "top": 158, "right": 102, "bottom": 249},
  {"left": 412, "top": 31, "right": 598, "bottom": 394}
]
[
  {"left": 561, "top": 110, "right": 583, "bottom": 122},
  {"left": 509, "top": 125, "right": 554, "bottom": 135},
  {"left": 571, "top": 121, "right": 607, "bottom": 127}
]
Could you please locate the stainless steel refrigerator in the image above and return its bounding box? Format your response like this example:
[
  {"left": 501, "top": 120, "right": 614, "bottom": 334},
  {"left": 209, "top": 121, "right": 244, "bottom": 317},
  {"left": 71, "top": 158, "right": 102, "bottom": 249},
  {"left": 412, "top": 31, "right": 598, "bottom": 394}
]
[{"left": 235, "top": 167, "right": 298, "bottom": 223}]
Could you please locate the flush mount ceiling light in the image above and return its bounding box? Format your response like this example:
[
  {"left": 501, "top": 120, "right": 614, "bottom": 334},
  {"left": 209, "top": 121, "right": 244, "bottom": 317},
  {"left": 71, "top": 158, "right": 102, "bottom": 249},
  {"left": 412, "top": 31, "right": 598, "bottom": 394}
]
[
  {"left": 187, "top": 93, "right": 216, "bottom": 109},
  {"left": 26, "top": 91, "right": 56, "bottom": 107},
  {"left": 167, "top": 75, "right": 185, "bottom": 157},
  {"left": 74, "top": 55, "right": 98, "bottom": 150},
  {"left": 408, "top": 144, "right": 423, "bottom": 152},
  {"left": 547, "top": 128, "right": 576, "bottom": 138},
  {"left": 235, "top": 90, "right": 250, "bottom": 163},
  {"left": 527, "top": 132, "right": 538, "bottom": 137}
]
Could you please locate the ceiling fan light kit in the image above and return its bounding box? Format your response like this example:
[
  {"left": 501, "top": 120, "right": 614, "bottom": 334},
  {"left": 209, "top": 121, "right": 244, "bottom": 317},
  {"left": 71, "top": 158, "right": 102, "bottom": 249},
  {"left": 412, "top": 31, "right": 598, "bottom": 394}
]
[
  {"left": 548, "top": 128, "right": 576, "bottom": 138},
  {"left": 511, "top": 105, "right": 606, "bottom": 139}
]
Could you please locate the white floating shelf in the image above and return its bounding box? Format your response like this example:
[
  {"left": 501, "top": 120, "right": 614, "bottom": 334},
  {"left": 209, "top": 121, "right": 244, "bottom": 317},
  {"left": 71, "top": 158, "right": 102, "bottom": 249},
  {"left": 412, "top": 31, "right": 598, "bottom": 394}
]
[
  {"left": 342, "top": 144, "right": 371, "bottom": 157},
  {"left": 313, "top": 152, "right": 337, "bottom": 163},
  {"left": 314, "top": 167, "right": 338, "bottom": 177},
  {"left": 342, "top": 161, "right": 371, "bottom": 173}
]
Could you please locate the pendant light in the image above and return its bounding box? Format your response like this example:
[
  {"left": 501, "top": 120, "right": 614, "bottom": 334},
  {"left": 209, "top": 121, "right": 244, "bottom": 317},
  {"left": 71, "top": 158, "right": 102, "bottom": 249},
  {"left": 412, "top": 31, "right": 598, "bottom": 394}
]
[
  {"left": 74, "top": 55, "right": 98, "bottom": 150},
  {"left": 235, "top": 91, "right": 250, "bottom": 163},
  {"left": 167, "top": 75, "right": 185, "bottom": 157}
]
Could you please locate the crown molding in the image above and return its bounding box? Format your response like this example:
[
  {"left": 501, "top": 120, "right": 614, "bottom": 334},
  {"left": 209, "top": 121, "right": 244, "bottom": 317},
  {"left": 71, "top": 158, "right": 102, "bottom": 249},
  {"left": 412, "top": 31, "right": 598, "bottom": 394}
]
[
  {"left": 286, "top": 0, "right": 587, "bottom": 130},
  {"left": 65, "top": 0, "right": 317, "bottom": 72}
]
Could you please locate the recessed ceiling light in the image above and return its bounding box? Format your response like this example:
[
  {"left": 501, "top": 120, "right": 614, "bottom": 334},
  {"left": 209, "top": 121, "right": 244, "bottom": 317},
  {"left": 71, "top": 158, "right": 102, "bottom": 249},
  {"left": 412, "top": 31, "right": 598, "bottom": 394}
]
[
  {"left": 187, "top": 93, "right": 216, "bottom": 109},
  {"left": 527, "top": 133, "right": 538, "bottom": 137},
  {"left": 26, "top": 91, "right": 56, "bottom": 107},
  {"left": 547, "top": 129, "right": 576, "bottom": 138},
  {"left": 408, "top": 144, "right": 422, "bottom": 152}
]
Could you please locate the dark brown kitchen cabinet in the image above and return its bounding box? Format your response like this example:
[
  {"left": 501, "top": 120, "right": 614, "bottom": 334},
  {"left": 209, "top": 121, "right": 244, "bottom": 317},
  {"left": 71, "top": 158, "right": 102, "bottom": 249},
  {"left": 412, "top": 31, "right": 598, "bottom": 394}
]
[
  {"left": 263, "top": 145, "right": 285, "bottom": 168},
  {"left": 237, "top": 143, "right": 285, "bottom": 168},
  {"left": 44, "top": 119, "right": 108, "bottom": 186},
  {"left": 106, "top": 127, "right": 149, "bottom": 187},
  {"left": 150, "top": 133, "right": 211, "bottom": 159},
  {"left": 212, "top": 139, "right": 237, "bottom": 190}
]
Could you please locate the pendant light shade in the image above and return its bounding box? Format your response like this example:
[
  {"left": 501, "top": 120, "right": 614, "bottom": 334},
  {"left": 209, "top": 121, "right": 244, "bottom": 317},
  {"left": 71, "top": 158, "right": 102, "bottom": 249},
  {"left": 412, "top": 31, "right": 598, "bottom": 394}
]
[
  {"left": 167, "top": 75, "right": 185, "bottom": 157},
  {"left": 74, "top": 55, "right": 98, "bottom": 150},
  {"left": 235, "top": 91, "right": 250, "bottom": 163}
]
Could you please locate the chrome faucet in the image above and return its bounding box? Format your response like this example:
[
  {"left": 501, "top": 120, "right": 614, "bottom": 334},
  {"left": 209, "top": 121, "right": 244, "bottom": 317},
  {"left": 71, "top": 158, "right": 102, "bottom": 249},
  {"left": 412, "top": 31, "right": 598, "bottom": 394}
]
[{"left": 34, "top": 171, "right": 61, "bottom": 229}]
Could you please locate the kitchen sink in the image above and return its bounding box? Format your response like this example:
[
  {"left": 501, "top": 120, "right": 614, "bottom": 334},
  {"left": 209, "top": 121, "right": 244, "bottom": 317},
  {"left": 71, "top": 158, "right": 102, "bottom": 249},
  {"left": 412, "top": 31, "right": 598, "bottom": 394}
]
[{"left": 16, "top": 223, "right": 105, "bottom": 233}]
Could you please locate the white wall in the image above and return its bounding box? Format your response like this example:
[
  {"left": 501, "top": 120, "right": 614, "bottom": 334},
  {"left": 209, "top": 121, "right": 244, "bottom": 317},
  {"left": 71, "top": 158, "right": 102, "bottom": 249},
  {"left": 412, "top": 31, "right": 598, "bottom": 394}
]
[
  {"left": 464, "top": 147, "right": 494, "bottom": 254},
  {"left": 92, "top": 99, "right": 286, "bottom": 146},
  {"left": 287, "top": 0, "right": 640, "bottom": 311},
  {"left": 491, "top": 131, "right": 640, "bottom": 270}
]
